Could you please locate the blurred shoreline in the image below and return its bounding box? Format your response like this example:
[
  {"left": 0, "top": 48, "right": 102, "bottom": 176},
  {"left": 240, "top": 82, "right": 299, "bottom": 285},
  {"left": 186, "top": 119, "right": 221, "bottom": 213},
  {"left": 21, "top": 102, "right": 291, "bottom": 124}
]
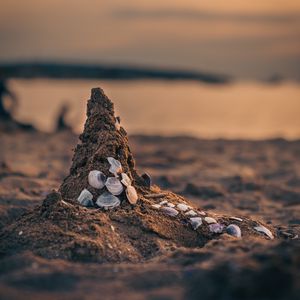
[
  {"left": 0, "top": 62, "right": 229, "bottom": 84},
  {"left": 5, "top": 78, "right": 300, "bottom": 140}
]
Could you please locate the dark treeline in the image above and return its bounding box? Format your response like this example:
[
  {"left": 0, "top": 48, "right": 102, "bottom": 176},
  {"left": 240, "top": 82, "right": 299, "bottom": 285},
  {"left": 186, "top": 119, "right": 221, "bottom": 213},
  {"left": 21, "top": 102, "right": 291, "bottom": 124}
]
[{"left": 0, "top": 62, "right": 230, "bottom": 84}]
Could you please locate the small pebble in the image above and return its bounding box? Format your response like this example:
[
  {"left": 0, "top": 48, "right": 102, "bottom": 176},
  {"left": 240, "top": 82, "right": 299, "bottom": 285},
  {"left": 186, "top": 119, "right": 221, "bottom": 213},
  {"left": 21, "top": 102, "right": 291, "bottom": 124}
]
[
  {"left": 161, "top": 207, "right": 179, "bottom": 217},
  {"left": 209, "top": 223, "right": 224, "bottom": 233},
  {"left": 198, "top": 211, "right": 206, "bottom": 216},
  {"left": 18, "top": 231, "right": 23, "bottom": 236},
  {"left": 204, "top": 217, "right": 217, "bottom": 224},
  {"left": 141, "top": 173, "right": 152, "bottom": 188},
  {"left": 226, "top": 224, "right": 242, "bottom": 238},
  {"left": 167, "top": 202, "right": 175, "bottom": 208},
  {"left": 185, "top": 210, "right": 197, "bottom": 217},
  {"left": 177, "top": 203, "right": 189, "bottom": 212},
  {"left": 190, "top": 217, "right": 202, "bottom": 230}
]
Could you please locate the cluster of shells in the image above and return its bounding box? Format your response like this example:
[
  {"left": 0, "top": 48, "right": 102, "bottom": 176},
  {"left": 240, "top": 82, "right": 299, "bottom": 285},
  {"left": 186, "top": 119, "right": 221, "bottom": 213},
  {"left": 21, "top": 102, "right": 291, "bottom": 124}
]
[
  {"left": 151, "top": 200, "right": 274, "bottom": 239},
  {"left": 77, "top": 157, "right": 138, "bottom": 209}
]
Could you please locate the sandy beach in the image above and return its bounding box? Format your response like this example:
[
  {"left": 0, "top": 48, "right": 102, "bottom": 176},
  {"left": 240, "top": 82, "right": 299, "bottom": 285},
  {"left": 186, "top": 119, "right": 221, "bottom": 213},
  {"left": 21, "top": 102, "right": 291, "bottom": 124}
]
[{"left": 1, "top": 115, "right": 299, "bottom": 299}]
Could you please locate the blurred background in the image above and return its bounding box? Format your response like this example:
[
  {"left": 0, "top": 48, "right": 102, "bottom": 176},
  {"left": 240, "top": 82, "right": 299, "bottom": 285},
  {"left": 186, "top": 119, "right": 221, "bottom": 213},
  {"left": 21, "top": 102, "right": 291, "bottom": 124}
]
[{"left": 0, "top": 0, "right": 299, "bottom": 138}]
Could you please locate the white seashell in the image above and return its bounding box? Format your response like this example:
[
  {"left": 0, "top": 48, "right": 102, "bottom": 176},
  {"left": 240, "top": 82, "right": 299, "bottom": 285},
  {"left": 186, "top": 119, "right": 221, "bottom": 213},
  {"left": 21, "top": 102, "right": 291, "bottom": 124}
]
[
  {"left": 177, "top": 203, "right": 189, "bottom": 212},
  {"left": 77, "top": 189, "right": 94, "bottom": 207},
  {"left": 185, "top": 210, "right": 197, "bottom": 217},
  {"left": 254, "top": 225, "right": 274, "bottom": 240},
  {"left": 167, "top": 202, "right": 175, "bottom": 208},
  {"left": 121, "top": 173, "right": 131, "bottom": 187},
  {"left": 229, "top": 217, "right": 243, "bottom": 222},
  {"left": 162, "top": 207, "right": 178, "bottom": 217},
  {"left": 190, "top": 217, "right": 202, "bottom": 230},
  {"left": 88, "top": 170, "right": 106, "bottom": 189},
  {"left": 96, "top": 192, "right": 120, "bottom": 209},
  {"left": 126, "top": 185, "right": 138, "bottom": 204},
  {"left": 151, "top": 204, "right": 161, "bottom": 209},
  {"left": 209, "top": 223, "right": 224, "bottom": 233},
  {"left": 226, "top": 224, "right": 242, "bottom": 238},
  {"left": 159, "top": 200, "right": 168, "bottom": 205},
  {"left": 105, "top": 177, "right": 124, "bottom": 195},
  {"left": 107, "top": 157, "right": 122, "bottom": 175},
  {"left": 204, "top": 217, "right": 217, "bottom": 224}
]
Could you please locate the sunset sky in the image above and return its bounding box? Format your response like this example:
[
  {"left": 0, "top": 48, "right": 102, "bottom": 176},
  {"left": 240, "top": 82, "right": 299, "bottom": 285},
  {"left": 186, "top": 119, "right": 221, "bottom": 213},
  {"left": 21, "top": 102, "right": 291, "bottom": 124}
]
[{"left": 0, "top": 0, "right": 299, "bottom": 79}]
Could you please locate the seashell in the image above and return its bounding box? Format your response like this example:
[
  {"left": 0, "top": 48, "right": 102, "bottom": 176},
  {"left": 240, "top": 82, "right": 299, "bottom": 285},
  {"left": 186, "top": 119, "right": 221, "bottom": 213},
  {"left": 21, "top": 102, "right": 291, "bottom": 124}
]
[
  {"left": 190, "top": 217, "right": 202, "bottom": 230},
  {"left": 226, "top": 224, "right": 242, "bottom": 238},
  {"left": 77, "top": 189, "right": 94, "bottom": 207},
  {"left": 177, "top": 203, "right": 189, "bottom": 212},
  {"left": 88, "top": 170, "right": 106, "bottom": 189},
  {"left": 161, "top": 207, "right": 178, "bottom": 217},
  {"left": 96, "top": 192, "right": 120, "bottom": 209},
  {"left": 198, "top": 211, "right": 206, "bottom": 216},
  {"left": 185, "top": 210, "right": 197, "bottom": 217},
  {"left": 107, "top": 157, "right": 122, "bottom": 175},
  {"left": 115, "top": 116, "right": 121, "bottom": 130},
  {"left": 105, "top": 177, "right": 124, "bottom": 195},
  {"left": 126, "top": 185, "right": 138, "bottom": 204},
  {"left": 204, "top": 217, "right": 217, "bottom": 224},
  {"left": 167, "top": 202, "right": 175, "bottom": 208},
  {"left": 121, "top": 173, "right": 131, "bottom": 187},
  {"left": 151, "top": 204, "right": 161, "bottom": 209},
  {"left": 159, "top": 200, "right": 168, "bottom": 205},
  {"left": 209, "top": 223, "right": 224, "bottom": 233},
  {"left": 254, "top": 225, "right": 274, "bottom": 239},
  {"left": 229, "top": 217, "right": 243, "bottom": 222},
  {"left": 141, "top": 173, "right": 151, "bottom": 188}
]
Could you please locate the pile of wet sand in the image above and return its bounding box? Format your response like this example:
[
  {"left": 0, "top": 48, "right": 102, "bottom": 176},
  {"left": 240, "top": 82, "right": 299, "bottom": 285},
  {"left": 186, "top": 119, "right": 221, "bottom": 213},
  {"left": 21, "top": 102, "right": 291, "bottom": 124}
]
[{"left": 0, "top": 88, "right": 278, "bottom": 265}]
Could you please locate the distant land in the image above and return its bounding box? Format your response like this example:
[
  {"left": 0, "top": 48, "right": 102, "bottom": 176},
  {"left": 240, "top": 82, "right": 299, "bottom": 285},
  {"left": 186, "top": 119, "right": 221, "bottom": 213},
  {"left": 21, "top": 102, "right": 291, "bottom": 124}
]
[{"left": 0, "top": 62, "right": 229, "bottom": 84}]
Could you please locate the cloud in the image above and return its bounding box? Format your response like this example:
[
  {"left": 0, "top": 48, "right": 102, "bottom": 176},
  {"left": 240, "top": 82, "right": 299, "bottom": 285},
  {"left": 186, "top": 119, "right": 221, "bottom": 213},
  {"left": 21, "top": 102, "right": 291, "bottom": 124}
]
[{"left": 115, "top": 9, "right": 300, "bottom": 24}]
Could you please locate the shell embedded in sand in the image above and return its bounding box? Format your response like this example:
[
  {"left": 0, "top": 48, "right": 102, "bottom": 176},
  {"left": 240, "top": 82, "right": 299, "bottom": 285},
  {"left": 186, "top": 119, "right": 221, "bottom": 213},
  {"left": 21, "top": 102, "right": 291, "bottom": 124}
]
[
  {"left": 190, "top": 217, "right": 202, "bottom": 230},
  {"left": 162, "top": 207, "right": 179, "bottom": 217},
  {"left": 230, "top": 217, "right": 243, "bottom": 222},
  {"left": 254, "top": 225, "right": 274, "bottom": 239},
  {"left": 121, "top": 173, "right": 131, "bottom": 187},
  {"left": 151, "top": 204, "right": 161, "bottom": 209},
  {"left": 96, "top": 192, "right": 120, "bottom": 209},
  {"left": 126, "top": 185, "right": 138, "bottom": 204},
  {"left": 88, "top": 170, "right": 106, "bottom": 189},
  {"left": 204, "top": 217, "right": 217, "bottom": 224},
  {"left": 107, "top": 157, "right": 122, "bottom": 175},
  {"left": 226, "top": 224, "right": 242, "bottom": 238},
  {"left": 209, "top": 223, "right": 224, "bottom": 233},
  {"left": 77, "top": 188, "right": 94, "bottom": 207},
  {"left": 105, "top": 177, "right": 124, "bottom": 195},
  {"left": 177, "top": 203, "right": 189, "bottom": 212},
  {"left": 159, "top": 200, "right": 168, "bottom": 205},
  {"left": 185, "top": 210, "right": 197, "bottom": 217}
]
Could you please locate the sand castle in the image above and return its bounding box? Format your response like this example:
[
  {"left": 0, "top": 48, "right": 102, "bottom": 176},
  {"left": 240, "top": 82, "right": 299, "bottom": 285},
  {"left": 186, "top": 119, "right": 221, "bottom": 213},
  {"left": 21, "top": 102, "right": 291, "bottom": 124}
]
[{"left": 0, "top": 88, "right": 275, "bottom": 263}]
